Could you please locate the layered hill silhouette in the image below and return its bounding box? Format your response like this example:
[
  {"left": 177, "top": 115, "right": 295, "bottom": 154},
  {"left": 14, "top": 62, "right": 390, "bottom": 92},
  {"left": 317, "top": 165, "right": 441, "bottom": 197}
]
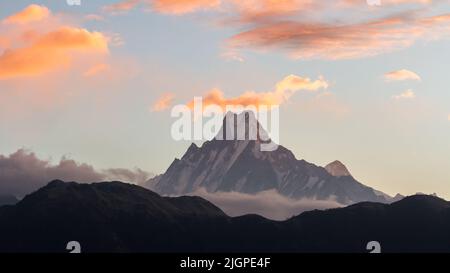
[
  {"left": 148, "top": 112, "right": 392, "bottom": 204},
  {"left": 0, "top": 195, "right": 18, "bottom": 206},
  {"left": 1, "top": 180, "right": 449, "bottom": 253}
]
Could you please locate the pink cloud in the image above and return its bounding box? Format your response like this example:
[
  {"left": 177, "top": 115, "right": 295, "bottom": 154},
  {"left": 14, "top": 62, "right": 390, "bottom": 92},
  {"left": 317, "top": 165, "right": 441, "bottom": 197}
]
[
  {"left": 228, "top": 13, "right": 450, "bottom": 60},
  {"left": 385, "top": 69, "right": 422, "bottom": 81}
]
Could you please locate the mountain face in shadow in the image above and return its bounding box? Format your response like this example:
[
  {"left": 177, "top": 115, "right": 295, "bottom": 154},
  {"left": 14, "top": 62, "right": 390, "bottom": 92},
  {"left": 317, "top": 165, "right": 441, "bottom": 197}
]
[
  {"left": 148, "top": 112, "right": 390, "bottom": 204},
  {"left": 0, "top": 180, "right": 449, "bottom": 253}
]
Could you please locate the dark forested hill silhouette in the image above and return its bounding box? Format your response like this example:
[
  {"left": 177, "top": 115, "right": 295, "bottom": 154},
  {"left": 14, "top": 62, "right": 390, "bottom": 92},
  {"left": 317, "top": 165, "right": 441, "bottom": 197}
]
[{"left": 0, "top": 180, "right": 449, "bottom": 253}]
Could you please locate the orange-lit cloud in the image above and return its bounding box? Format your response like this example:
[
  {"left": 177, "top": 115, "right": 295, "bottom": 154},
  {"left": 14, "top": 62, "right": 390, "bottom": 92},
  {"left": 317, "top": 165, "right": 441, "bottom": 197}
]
[
  {"left": 275, "top": 74, "right": 329, "bottom": 93},
  {"left": 2, "top": 4, "right": 50, "bottom": 25},
  {"left": 186, "top": 74, "right": 328, "bottom": 109},
  {"left": 0, "top": 4, "right": 110, "bottom": 80},
  {"left": 393, "top": 89, "right": 416, "bottom": 100},
  {"left": 153, "top": 0, "right": 221, "bottom": 14},
  {"left": 103, "top": 0, "right": 317, "bottom": 19},
  {"left": 230, "top": 0, "right": 315, "bottom": 22},
  {"left": 84, "top": 63, "right": 111, "bottom": 77},
  {"left": 388, "top": 0, "right": 432, "bottom": 3},
  {"left": 228, "top": 12, "right": 450, "bottom": 60},
  {"left": 384, "top": 69, "right": 421, "bottom": 81},
  {"left": 152, "top": 93, "right": 176, "bottom": 111},
  {"left": 105, "top": 0, "right": 221, "bottom": 14},
  {"left": 104, "top": 0, "right": 434, "bottom": 17},
  {"left": 0, "top": 27, "right": 109, "bottom": 79},
  {"left": 342, "top": 0, "right": 433, "bottom": 6},
  {"left": 104, "top": 0, "right": 141, "bottom": 13},
  {"left": 0, "top": 36, "right": 9, "bottom": 48}
]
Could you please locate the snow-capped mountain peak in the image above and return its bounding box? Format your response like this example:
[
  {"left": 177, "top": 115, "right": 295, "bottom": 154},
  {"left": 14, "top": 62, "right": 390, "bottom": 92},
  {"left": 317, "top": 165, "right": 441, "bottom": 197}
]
[
  {"left": 325, "top": 160, "right": 352, "bottom": 177},
  {"left": 214, "top": 111, "right": 271, "bottom": 143},
  {"left": 147, "top": 114, "right": 391, "bottom": 205}
]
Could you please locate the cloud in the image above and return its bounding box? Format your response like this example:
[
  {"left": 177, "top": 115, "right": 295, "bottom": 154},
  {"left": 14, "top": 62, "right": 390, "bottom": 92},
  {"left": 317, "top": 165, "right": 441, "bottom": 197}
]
[
  {"left": 153, "top": 0, "right": 221, "bottom": 15},
  {"left": 84, "top": 14, "right": 105, "bottom": 21},
  {"left": 0, "top": 36, "right": 9, "bottom": 48},
  {"left": 2, "top": 4, "right": 50, "bottom": 25},
  {"left": 152, "top": 93, "right": 176, "bottom": 111},
  {"left": 104, "top": 0, "right": 141, "bottom": 13},
  {"left": 100, "top": 1, "right": 448, "bottom": 60},
  {"left": 393, "top": 89, "right": 416, "bottom": 99},
  {"left": 0, "top": 26, "right": 108, "bottom": 79},
  {"left": 275, "top": 74, "right": 329, "bottom": 92},
  {"left": 105, "top": 0, "right": 221, "bottom": 15},
  {"left": 228, "top": 12, "right": 450, "bottom": 60},
  {"left": 105, "top": 0, "right": 433, "bottom": 17},
  {"left": 0, "top": 149, "right": 103, "bottom": 198},
  {"left": 229, "top": 0, "right": 316, "bottom": 23},
  {"left": 101, "top": 0, "right": 448, "bottom": 60},
  {"left": 102, "top": 168, "right": 153, "bottom": 185},
  {"left": 0, "top": 149, "right": 153, "bottom": 198},
  {"left": 220, "top": 49, "right": 245, "bottom": 62},
  {"left": 191, "top": 188, "right": 342, "bottom": 220},
  {"left": 0, "top": 5, "right": 110, "bottom": 80},
  {"left": 186, "top": 74, "right": 328, "bottom": 109},
  {"left": 84, "top": 63, "right": 111, "bottom": 77},
  {"left": 384, "top": 69, "right": 421, "bottom": 81},
  {"left": 343, "top": 0, "right": 433, "bottom": 6},
  {"left": 104, "top": 0, "right": 434, "bottom": 17}
]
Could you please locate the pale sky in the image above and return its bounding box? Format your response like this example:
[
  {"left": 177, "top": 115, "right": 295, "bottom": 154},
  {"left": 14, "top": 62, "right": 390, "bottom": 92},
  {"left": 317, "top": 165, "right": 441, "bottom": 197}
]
[{"left": 0, "top": 0, "right": 450, "bottom": 198}]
